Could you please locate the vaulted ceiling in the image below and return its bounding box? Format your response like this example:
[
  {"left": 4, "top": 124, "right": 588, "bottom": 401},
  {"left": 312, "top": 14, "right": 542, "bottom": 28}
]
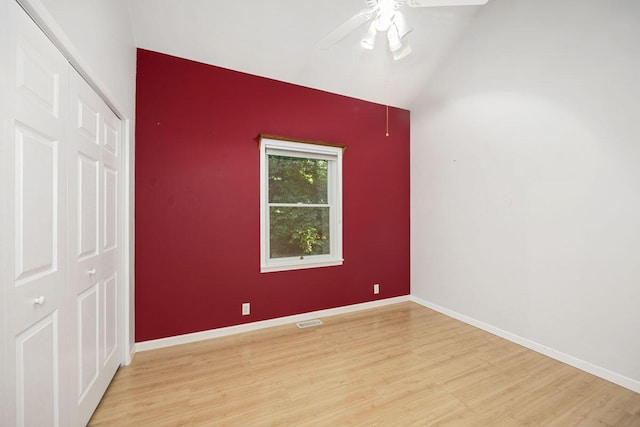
[{"left": 129, "top": 0, "right": 489, "bottom": 109}]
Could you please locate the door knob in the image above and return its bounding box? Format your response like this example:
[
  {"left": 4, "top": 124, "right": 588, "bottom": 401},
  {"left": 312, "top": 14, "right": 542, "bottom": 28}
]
[
  {"left": 88, "top": 268, "right": 96, "bottom": 276},
  {"left": 33, "top": 296, "right": 45, "bottom": 305}
]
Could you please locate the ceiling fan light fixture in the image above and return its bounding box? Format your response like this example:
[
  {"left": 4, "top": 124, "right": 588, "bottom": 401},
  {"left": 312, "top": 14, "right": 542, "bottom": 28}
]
[
  {"left": 375, "top": 13, "right": 394, "bottom": 31},
  {"left": 393, "top": 11, "right": 413, "bottom": 39},
  {"left": 361, "top": 21, "right": 377, "bottom": 50},
  {"left": 375, "top": 0, "right": 396, "bottom": 31},
  {"left": 392, "top": 41, "right": 412, "bottom": 61},
  {"left": 387, "top": 25, "right": 402, "bottom": 52}
]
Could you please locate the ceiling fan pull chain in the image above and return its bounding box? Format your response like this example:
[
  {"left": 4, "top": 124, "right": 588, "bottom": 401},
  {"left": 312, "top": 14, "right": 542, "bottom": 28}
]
[
  {"left": 386, "top": 104, "right": 390, "bottom": 137},
  {"left": 386, "top": 79, "right": 390, "bottom": 137}
]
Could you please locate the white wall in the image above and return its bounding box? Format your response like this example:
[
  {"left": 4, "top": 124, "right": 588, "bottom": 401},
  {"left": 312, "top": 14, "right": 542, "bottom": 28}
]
[
  {"left": 411, "top": 0, "right": 640, "bottom": 390},
  {"left": 20, "top": 0, "right": 137, "bottom": 355},
  {"left": 34, "top": 0, "right": 136, "bottom": 117}
]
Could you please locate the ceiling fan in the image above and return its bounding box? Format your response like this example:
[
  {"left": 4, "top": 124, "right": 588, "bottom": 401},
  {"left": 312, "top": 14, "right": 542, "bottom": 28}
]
[{"left": 318, "top": 0, "right": 489, "bottom": 60}]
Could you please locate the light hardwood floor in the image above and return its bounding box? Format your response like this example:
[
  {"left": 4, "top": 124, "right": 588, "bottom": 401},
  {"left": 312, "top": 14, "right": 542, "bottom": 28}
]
[{"left": 89, "top": 302, "right": 640, "bottom": 426}]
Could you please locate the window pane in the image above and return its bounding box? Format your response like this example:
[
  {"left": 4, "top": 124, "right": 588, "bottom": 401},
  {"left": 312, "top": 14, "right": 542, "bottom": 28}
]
[
  {"left": 268, "top": 155, "right": 328, "bottom": 204},
  {"left": 269, "top": 207, "right": 330, "bottom": 258}
]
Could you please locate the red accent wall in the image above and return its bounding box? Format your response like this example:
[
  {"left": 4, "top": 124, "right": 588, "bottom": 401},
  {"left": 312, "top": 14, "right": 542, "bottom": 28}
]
[{"left": 135, "top": 49, "right": 410, "bottom": 342}]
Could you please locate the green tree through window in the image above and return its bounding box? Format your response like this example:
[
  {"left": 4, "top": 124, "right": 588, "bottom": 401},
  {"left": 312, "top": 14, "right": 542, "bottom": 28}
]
[{"left": 268, "top": 155, "right": 330, "bottom": 258}]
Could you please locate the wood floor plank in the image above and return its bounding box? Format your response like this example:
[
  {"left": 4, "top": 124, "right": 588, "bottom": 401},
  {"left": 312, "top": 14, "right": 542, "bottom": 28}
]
[{"left": 89, "top": 302, "right": 640, "bottom": 426}]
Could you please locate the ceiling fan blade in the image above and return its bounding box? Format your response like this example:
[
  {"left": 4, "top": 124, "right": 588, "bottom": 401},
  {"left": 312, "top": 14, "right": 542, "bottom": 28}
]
[
  {"left": 317, "top": 8, "right": 376, "bottom": 50},
  {"left": 406, "top": 0, "right": 488, "bottom": 7}
]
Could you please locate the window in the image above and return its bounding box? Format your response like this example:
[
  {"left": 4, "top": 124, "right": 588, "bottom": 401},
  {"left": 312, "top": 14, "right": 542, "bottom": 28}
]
[{"left": 260, "top": 135, "right": 343, "bottom": 273}]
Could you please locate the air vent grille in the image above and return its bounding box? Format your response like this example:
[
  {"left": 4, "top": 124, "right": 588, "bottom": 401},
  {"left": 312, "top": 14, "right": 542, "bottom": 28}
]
[{"left": 296, "top": 319, "right": 323, "bottom": 329}]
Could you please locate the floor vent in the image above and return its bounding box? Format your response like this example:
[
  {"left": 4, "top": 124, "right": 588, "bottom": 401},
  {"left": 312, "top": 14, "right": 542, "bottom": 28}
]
[{"left": 296, "top": 319, "right": 323, "bottom": 329}]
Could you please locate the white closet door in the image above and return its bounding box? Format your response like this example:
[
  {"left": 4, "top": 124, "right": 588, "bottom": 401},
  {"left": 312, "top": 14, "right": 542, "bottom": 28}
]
[
  {"left": 1, "top": 3, "right": 124, "bottom": 425},
  {"left": 3, "top": 1, "right": 71, "bottom": 426},
  {"left": 68, "top": 68, "right": 121, "bottom": 426}
]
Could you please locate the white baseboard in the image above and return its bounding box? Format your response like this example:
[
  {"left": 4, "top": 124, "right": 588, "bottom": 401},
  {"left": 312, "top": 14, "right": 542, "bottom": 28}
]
[
  {"left": 127, "top": 343, "right": 136, "bottom": 365},
  {"left": 135, "top": 296, "right": 410, "bottom": 352},
  {"left": 410, "top": 296, "right": 640, "bottom": 394}
]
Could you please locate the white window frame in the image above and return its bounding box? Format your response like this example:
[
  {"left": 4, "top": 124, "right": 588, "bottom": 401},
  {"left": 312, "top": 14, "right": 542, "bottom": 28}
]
[{"left": 260, "top": 136, "right": 343, "bottom": 273}]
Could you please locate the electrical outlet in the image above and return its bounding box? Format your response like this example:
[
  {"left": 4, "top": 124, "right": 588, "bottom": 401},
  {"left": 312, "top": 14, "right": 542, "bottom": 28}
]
[
  {"left": 373, "top": 283, "right": 380, "bottom": 294},
  {"left": 242, "top": 303, "right": 250, "bottom": 315}
]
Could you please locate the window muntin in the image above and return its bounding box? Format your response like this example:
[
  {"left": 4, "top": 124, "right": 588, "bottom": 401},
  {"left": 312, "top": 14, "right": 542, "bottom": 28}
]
[{"left": 260, "top": 137, "right": 343, "bottom": 272}]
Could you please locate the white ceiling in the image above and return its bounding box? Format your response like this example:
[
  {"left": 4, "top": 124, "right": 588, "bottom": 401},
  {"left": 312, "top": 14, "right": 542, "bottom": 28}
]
[{"left": 129, "top": 0, "right": 488, "bottom": 109}]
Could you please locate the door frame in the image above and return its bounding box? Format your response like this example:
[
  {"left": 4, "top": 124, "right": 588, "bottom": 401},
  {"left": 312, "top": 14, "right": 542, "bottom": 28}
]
[
  {"left": 0, "top": 3, "right": 9, "bottom": 424},
  {"left": 14, "top": 0, "right": 134, "bottom": 365}
]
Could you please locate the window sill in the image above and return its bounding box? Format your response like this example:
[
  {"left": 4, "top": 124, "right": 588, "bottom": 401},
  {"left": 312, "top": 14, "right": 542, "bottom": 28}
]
[{"left": 260, "top": 258, "right": 344, "bottom": 273}]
